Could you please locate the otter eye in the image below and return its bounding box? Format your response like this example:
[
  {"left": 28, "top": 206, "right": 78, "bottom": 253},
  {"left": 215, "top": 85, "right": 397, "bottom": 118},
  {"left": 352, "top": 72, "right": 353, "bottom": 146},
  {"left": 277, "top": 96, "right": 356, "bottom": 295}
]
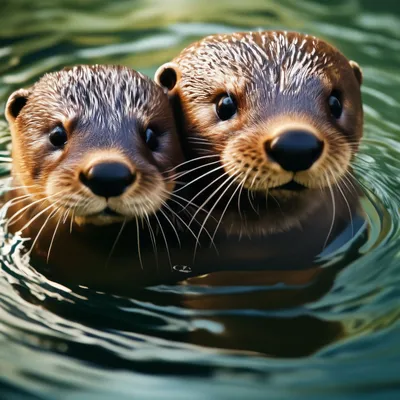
[
  {"left": 144, "top": 128, "right": 159, "bottom": 152},
  {"left": 49, "top": 125, "right": 68, "bottom": 147},
  {"left": 216, "top": 94, "right": 237, "bottom": 121},
  {"left": 328, "top": 92, "right": 342, "bottom": 119}
]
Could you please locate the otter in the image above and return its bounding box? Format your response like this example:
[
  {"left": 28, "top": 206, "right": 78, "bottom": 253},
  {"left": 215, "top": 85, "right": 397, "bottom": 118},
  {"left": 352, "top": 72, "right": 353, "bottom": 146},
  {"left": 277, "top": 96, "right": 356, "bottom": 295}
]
[
  {"left": 155, "top": 31, "right": 363, "bottom": 233},
  {"left": 2, "top": 64, "right": 200, "bottom": 293},
  {"left": 152, "top": 31, "right": 372, "bottom": 356},
  {"left": 154, "top": 30, "right": 367, "bottom": 271}
]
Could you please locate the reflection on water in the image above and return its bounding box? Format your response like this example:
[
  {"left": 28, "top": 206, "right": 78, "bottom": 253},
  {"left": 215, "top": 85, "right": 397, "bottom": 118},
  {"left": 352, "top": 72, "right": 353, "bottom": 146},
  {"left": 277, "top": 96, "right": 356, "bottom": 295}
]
[{"left": 1, "top": 0, "right": 400, "bottom": 399}]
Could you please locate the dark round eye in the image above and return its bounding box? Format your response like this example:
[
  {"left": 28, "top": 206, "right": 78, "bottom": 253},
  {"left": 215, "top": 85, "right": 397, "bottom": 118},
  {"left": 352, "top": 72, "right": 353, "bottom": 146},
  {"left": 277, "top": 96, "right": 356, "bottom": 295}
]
[
  {"left": 328, "top": 92, "right": 342, "bottom": 119},
  {"left": 144, "top": 128, "right": 159, "bottom": 152},
  {"left": 49, "top": 125, "right": 68, "bottom": 147},
  {"left": 216, "top": 94, "right": 237, "bottom": 121}
]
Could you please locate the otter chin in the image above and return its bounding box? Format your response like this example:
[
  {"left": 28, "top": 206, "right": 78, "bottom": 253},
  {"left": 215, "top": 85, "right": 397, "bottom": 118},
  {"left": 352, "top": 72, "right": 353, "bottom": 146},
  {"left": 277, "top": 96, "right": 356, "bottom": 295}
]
[
  {"left": 5, "top": 65, "right": 181, "bottom": 228},
  {"left": 155, "top": 31, "right": 364, "bottom": 234}
]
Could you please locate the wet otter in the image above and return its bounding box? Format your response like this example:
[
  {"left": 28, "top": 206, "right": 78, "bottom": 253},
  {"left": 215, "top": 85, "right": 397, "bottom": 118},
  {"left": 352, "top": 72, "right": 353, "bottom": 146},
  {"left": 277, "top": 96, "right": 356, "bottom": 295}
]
[
  {"left": 152, "top": 32, "right": 368, "bottom": 357},
  {"left": 2, "top": 64, "right": 197, "bottom": 293},
  {"left": 155, "top": 31, "right": 364, "bottom": 241}
]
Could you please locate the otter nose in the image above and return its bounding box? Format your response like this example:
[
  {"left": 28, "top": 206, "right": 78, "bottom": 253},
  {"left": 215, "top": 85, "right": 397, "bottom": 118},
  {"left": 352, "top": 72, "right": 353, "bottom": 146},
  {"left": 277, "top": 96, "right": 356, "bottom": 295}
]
[
  {"left": 265, "top": 130, "right": 324, "bottom": 172},
  {"left": 80, "top": 162, "right": 135, "bottom": 198}
]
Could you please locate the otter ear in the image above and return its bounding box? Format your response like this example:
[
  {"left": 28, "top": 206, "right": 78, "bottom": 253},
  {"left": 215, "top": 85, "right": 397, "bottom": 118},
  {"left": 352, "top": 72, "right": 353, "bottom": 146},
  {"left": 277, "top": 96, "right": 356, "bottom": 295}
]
[
  {"left": 155, "top": 62, "right": 181, "bottom": 94},
  {"left": 5, "top": 88, "right": 31, "bottom": 123},
  {"left": 349, "top": 60, "right": 363, "bottom": 86}
]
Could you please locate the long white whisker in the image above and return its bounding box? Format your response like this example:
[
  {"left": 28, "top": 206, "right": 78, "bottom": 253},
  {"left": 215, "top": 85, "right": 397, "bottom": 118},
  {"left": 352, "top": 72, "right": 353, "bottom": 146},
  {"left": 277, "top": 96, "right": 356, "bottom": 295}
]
[
  {"left": 106, "top": 219, "right": 127, "bottom": 268},
  {"left": 145, "top": 214, "right": 158, "bottom": 269},
  {"left": 324, "top": 173, "right": 336, "bottom": 249},
  {"left": 154, "top": 213, "right": 172, "bottom": 268},
  {"left": 166, "top": 154, "right": 220, "bottom": 173},
  {"left": 173, "top": 162, "right": 226, "bottom": 192},
  {"left": 28, "top": 205, "right": 60, "bottom": 256},
  {"left": 47, "top": 208, "right": 63, "bottom": 263},
  {"left": 159, "top": 208, "right": 181, "bottom": 248},
  {"left": 192, "top": 171, "right": 240, "bottom": 262},
  {"left": 171, "top": 159, "right": 222, "bottom": 181},
  {"left": 135, "top": 218, "right": 143, "bottom": 270},
  {"left": 211, "top": 172, "right": 245, "bottom": 244},
  {"left": 185, "top": 164, "right": 237, "bottom": 213}
]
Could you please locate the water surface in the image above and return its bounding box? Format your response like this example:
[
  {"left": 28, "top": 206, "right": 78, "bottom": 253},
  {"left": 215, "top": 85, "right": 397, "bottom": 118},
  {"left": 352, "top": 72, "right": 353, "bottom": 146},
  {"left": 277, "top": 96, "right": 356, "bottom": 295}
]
[{"left": 1, "top": 1, "right": 400, "bottom": 399}]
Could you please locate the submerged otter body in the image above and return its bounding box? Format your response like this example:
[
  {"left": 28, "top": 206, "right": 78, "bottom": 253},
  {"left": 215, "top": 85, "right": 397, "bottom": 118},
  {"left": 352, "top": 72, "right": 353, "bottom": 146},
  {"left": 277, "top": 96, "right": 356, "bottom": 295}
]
[{"left": 3, "top": 65, "right": 200, "bottom": 293}]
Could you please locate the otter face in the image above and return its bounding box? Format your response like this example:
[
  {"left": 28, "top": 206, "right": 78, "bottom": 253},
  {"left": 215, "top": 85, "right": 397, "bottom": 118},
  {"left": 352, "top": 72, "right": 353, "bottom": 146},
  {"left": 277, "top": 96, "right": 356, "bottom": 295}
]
[
  {"left": 6, "top": 65, "right": 182, "bottom": 226},
  {"left": 156, "top": 31, "right": 363, "bottom": 199}
]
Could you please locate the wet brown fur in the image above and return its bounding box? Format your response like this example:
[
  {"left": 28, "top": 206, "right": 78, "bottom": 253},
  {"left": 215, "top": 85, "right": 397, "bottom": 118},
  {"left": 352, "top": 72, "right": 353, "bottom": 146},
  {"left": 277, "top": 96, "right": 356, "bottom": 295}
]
[
  {"left": 6, "top": 65, "right": 183, "bottom": 226},
  {"left": 155, "top": 31, "right": 363, "bottom": 234},
  {"left": 1, "top": 65, "right": 192, "bottom": 292}
]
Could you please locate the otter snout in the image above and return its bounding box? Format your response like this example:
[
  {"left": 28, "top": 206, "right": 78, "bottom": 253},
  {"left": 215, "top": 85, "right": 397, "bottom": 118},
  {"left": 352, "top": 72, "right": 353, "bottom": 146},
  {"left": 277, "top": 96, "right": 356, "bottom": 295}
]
[
  {"left": 80, "top": 162, "right": 136, "bottom": 198},
  {"left": 265, "top": 130, "right": 324, "bottom": 172}
]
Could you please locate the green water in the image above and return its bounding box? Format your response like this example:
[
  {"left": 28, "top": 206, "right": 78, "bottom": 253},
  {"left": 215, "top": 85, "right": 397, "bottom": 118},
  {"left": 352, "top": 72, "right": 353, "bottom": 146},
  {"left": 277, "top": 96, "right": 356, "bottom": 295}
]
[{"left": 0, "top": 0, "right": 400, "bottom": 399}]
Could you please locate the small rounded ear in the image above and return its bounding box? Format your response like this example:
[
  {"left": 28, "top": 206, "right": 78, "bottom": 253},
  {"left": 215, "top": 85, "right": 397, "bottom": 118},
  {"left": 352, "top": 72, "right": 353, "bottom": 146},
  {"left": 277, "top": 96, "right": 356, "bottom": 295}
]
[
  {"left": 154, "top": 62, "right": 181, "bottom": 93},
  {"left": 349, "top": 60, "right": 363, "bottom": 86},
  {"left": 5, "top": 88, "right": 31, "bottom": 123}
]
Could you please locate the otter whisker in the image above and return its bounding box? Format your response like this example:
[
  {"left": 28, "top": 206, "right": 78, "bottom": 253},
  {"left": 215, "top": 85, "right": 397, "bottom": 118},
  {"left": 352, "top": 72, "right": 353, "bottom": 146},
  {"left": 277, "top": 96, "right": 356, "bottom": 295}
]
[
  {"left": 2, "top": 184, "right": 38, "bottom": 193},
  {"left": 246, "top": 165, "right": 264, "bottom": 215},
  {"left": 212, "top": 172, "right": 246, "bottom": 244},
  {"left": 145, "top": 214, "right": 158, "bottom": 269},
  {"left": 323, "top": 173, "right": 336, "bottom": 250},
  {"left": 166, "top": 154, "right": 220, "bottom": 174},
  {"left": 336, "top": 177, "right": 354, "bottom": 238},
  {"left": 192, "top": 171, "right": 241, "bottom": 261},
  {"left": 184, "top": 163, "right": 237, "bottom": 212},
  {"left": 174, "top": 162, "right": 229, "bottom": 193},
  {"left": 19, "top": 199, "right": 60, "bottom": 233},
  {"left": 62, "top": 206, "right": 70, "bottom": 224},
  {"left": 159, "top": 208, "right": 181, "bottom": 248},
  {"left": 135, "top": 218, "right": 143, "bottom": 270},
  {"left": 28, "top": 204, "right": 63, "bottom": 256},
  {"left": 162, "top": 201, "right": 218, "bottom": 252},
  {"left": 340, "top": 171, "right": 358, "bottom": 197},
  {"left": 167, "top": 191, "right": 218, "bottom": 222},
  {"left": 237, "top": 162, "right": 258, "bottom": 218},
  {"left": 163, "top": 191, "right": 219, "bottom": 243},
  {"left": 106, "top": 219, "right": 127, "bottom": 268},
  {"left": 47, "top": 208, "right": 64, "bottom": 262},
  {"left": 154, "top": 213, "right": 172, "bottom": 268},
  {"left": 68, "top": 190, "right": 87, "bottom": 233},
  {"left": 2, "top": 193, "right": 33, "bottom": 210},
  {"left": 171, "top": 159, "right": 221, "bottom": 182},
  {"left": 5, "top": 192, "right": 60, "bottom": 230},
  {"left": 346, "top": 170, "right": 365, "bottom": 193}
]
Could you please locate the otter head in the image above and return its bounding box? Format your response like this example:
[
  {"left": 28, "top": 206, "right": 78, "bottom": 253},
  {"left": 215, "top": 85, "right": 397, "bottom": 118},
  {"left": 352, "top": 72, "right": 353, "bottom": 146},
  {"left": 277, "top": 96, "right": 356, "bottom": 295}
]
[
  {"left": 155, "top": 31, "right": 363, "bottom": 206},
  {"left": 6, "top": 65, "right": 182, "bottom": 226}
]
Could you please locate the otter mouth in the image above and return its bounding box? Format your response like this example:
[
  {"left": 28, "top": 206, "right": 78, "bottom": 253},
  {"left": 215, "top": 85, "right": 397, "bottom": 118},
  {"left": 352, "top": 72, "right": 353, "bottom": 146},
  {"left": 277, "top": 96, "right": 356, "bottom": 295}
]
[
  {"left": 275, "top": 180, "right": 307, "bottom": 191},
  {"left": 99, "top": 206, "right": 123, "bottom": 217},
  {"left": 75, "top": 206, "right": 127, "bottom": 226},
  {"left": 85, "top": 206, "right": 124, "bottom": 218}
]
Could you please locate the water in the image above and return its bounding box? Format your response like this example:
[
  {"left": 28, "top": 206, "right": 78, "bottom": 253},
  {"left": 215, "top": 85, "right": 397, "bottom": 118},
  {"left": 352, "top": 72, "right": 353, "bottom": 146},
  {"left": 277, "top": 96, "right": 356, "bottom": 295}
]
[{"left": 1, "top": 0, "right": 400, "bottom": 399}]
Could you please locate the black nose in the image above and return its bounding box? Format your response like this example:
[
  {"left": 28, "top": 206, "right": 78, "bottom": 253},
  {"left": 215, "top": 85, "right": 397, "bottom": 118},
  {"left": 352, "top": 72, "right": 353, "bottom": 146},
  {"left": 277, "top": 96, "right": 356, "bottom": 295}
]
[
  {"left": 265, "top": 130, "right": 324, "bottom": 172},
  {"left": 80, "top": 162, "right": 135, "bottom": 198}
]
